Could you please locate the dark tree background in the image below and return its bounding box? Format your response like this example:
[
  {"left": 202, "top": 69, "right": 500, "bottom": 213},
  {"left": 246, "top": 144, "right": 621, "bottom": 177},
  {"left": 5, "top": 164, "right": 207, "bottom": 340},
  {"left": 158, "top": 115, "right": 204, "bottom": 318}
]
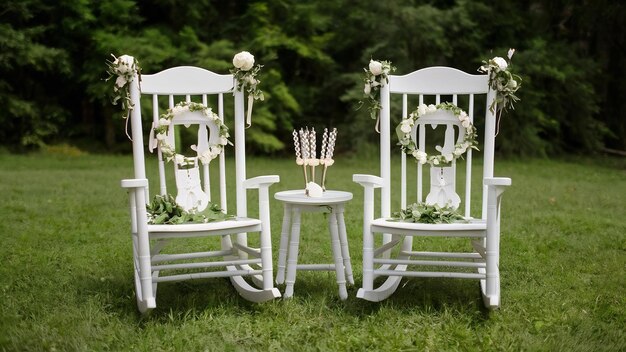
[{"left": 1, "top": 0, "right": 624, "bottom": 156}]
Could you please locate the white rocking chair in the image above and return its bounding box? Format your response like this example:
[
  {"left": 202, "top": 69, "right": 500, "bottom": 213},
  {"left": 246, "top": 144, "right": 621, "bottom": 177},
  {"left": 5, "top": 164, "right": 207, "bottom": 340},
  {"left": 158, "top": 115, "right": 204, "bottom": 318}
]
[
  {"left": 121, "top": 59, "right": 281, "bottom": 313},
  {"left": 354, "top": 66, "right": 511, "bottom": 309}
]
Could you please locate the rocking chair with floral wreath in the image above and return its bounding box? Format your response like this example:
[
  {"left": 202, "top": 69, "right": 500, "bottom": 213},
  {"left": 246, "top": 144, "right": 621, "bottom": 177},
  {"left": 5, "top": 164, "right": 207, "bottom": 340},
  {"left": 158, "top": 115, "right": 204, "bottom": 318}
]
[
  {"left": 112, "top": 53, "right": 280, "bottom": 313},
  {"left": 355, "top": 54, "right": 519, "bottom": 309}
]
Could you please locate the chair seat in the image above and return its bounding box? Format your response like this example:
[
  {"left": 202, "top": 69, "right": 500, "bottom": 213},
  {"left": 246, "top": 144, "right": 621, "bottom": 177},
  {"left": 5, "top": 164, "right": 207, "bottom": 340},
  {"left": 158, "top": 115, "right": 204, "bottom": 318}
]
[
  {"left": 148, "top": 217, "right": 262, "bottom": 234},
  {"left": 370, "top": 218, "right": 486, "bottom": 237}
]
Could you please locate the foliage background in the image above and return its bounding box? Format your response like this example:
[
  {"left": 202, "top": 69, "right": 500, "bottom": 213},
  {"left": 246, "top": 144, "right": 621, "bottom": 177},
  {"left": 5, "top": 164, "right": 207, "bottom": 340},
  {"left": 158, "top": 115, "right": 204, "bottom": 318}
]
[{"left": 1, "top": 0, "right": 624, "bottom": 156}]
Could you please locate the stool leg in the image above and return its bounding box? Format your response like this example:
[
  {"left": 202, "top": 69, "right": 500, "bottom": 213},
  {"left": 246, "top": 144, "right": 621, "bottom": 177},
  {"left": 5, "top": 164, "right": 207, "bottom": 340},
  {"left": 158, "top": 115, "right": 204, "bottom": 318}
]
[
  {"left": 328, "top": 208, "right": 348, "bottom": 300},
  {"left": 276, "top": 203, "right": 292, "bottom": 284},
  {"left": 336, "top": 204, "right": 354, "bottom": 286},
  {"left": 284, "top": 208, "right": 301, "bottom": 298}
]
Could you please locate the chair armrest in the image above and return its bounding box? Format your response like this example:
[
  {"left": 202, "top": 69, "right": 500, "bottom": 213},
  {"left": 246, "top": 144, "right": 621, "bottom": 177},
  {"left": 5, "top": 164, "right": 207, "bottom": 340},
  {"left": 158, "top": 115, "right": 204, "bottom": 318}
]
[
  {"left": 121, "top": 178, "right": 148, "bottom": 189},
  {"left": 243, "top": 175, "right": 280, "bottom": 189},
  {"left": 353, "top": 174, "right": 383, "bottom": 224},
  {"left": 484, "top": 177, "right": 511, "bottom": 187},
  {"left": 353, "top": 174, "right": 384, "bottom": 188}
]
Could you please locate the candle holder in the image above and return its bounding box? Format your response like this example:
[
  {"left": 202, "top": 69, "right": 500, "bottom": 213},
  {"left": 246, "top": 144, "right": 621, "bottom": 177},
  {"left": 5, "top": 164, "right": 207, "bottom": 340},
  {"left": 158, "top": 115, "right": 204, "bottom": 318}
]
[{"left": 292, "top": 127, "right": 337, "bottom": 197}]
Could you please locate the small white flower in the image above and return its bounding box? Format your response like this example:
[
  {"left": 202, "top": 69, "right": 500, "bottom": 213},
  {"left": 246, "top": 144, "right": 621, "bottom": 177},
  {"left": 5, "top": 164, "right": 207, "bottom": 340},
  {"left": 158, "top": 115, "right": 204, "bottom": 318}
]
[
  {"left": 453, "top": 148, "right": 464, "bottom": 156},
  {"left": 159, "top": 118, "right": 170, "bottom": 126},
  {"left": 219, "top": 136, "right": 228, "bottom": 145},
  {"left": 433, "top": 158, "right": 440, "bottom": 165},
  {"left": 444, "top": 153, "right": 453, "bottom": 162},
  {"left": 174, "top": 154, "right": 185, "bottom": 165},
  {"left": 369, "top": 60, "right": 383, "bottom": 76},
  {"left": 172, "top": 105, "right": 185, "bottom": 115},
  {"left": 462, "top": 119, "right": 471, "bottom": 128},
  {"left": 246, "top": 75, "right": 257, "bottom": 85},
  {"left": 417, "top": 104, "right": 427, "bottom": 116},
  {"left": 507, "top": 79, "right": 518, "bottom": 89},
  {"left": 115, "top": 76, "right": 127, "bottom": 88},
  {"left": 233, "top": 51, "right": 255, "bottom": 71},
  {"left": 411, "top": 210, "right": 421, "bottom": 218},
  {"left": 492, "top": 57, "right": 508, "bottom": 71},
  {"left": 400, "top": 122, "right": 412, "bottom": 134},
  {"left": 156, "top": 132, "right": 166, "bottom": 141},
  {"left": 364, "top": 83, "right": 371, "bottom": 95},
  {"left": 507, "top": 48, "right": 516, "bottom": 60},
  {"left": 427, "top": 104, "right": 437, "bottom": 113}
]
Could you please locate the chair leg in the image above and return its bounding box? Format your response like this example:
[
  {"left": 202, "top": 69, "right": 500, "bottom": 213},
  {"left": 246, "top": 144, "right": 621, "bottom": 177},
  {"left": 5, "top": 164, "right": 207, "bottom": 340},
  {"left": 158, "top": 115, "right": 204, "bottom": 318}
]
[
  {"left": 276, "top": 203, "right": 292, "bottom": 285},
  {"left": 132, "top": 232, "right": 156, "bottom": 313},
  {"left": 361, "top": 228, "right": 374, "bottom": 292}
]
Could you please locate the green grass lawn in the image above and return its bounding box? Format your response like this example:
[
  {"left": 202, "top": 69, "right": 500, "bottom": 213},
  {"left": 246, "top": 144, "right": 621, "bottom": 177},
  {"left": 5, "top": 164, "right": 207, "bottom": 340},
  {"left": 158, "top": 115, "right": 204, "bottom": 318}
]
[{"left": 0, "top": 152, "right": 624, "bottom": 351}]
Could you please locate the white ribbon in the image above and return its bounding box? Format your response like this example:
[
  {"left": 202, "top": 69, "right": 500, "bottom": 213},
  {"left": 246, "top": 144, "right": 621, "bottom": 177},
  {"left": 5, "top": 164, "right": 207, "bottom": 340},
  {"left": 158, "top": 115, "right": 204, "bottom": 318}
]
[{"left": 246, "top": 95, "right": 254, "bottom": 128}]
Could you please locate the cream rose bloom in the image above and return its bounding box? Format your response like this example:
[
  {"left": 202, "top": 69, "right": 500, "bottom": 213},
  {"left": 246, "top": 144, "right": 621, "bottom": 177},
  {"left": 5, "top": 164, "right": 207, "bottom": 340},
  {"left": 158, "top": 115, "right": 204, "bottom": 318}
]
[
  {"left": 115, "top": 55, "right": 135, "bottom": 75},
  {"left": 492, "top": 57, "right": 508, "bottom": 71},
  {"left": 400, "top": 120, "right": 413, "bottom": 134},
  {"left": 233, "top": 51, "right": 255, "bottom": 71},
  {"left": 369, "top": 60, "right": 383, "bottom": 76},
  {"left": 159, "top": 118, "right": 170, "bottom": 126},
  {"left": 417, "top": 104, "right": 428, "bottom": 116}
]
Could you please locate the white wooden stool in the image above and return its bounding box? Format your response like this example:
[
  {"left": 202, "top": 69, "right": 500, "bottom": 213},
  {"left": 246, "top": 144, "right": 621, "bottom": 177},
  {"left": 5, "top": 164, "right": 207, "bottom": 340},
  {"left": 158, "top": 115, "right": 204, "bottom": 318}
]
[{"left": 274, "top": 190, "right": 354, "bottom": 300}]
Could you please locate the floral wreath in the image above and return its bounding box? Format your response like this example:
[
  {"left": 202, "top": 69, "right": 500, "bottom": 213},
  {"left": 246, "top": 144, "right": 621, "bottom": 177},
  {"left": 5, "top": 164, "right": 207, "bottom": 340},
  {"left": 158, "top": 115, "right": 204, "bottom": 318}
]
[
  {"left": 153, "top": 101, "right": 230, "bottom": 167},
  {"left": 230, "top": 51, "right": 264, "bottom": 127},
  {"left": 105, "top": 54, "right": 141, "bottom": 120},
  {"left": 361, "top": 59, "right": 396, "bottom": 125},
  {"left": 478, "top": 48, "right": 522, "bottom": 116},
  {"left": 397, "top": 102, "right": 478, "bottom": 166}
]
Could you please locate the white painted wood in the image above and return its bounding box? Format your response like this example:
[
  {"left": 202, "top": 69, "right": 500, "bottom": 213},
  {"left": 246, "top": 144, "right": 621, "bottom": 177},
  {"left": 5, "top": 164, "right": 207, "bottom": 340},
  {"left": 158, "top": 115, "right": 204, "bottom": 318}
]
[
  {"left": 352, "top": 65, "right": 510, "bottom": 309},
  {"left": 120, "top": 59, "right": 281, "bottom": 312},
  {"left": 274, "top": 190, "right": 354, "bottom": 300}
]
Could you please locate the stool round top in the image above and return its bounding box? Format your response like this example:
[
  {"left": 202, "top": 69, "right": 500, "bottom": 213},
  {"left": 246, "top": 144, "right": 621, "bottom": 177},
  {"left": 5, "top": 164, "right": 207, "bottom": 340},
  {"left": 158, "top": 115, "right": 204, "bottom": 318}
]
[{"left": 274, "top": 189, "right": 353, "bottom": 205}]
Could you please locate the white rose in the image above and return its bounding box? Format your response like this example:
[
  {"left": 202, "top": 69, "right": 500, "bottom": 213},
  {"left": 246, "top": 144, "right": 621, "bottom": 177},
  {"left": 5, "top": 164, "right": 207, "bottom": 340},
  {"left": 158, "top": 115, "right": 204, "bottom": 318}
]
[
  {"left": 159, "top": 118, "right": 170, "bottom": 126},
  {"left": 174, "top": 155, "right": 185, "bottom": 165},
  {"left": 400, "top": 122, "right": 412, "bottom": 134},
  {"left": 453, "top": 148, "right": 464, "bottom": 156},
  {"left": 492, "top": 57, "right": 508, "bottom": 71},
  {"left": 417, "top": 104, "right": 427, "bottom": 116},
  {"left": 115, "top": 55, "right": 134, "bottom": 75},
  {"left": 462, "top": 119, "right": 471, "bottom": 128},
  {"left": 172, "top": 105, "right": 185, "bottom": 115},
  {"left": 364, "top": 83, "right": 371, "bottom": 95},
  {"left": 115, "top": 76, "right": 127, "bottom": 88},
  {"left": 232, "top": 51, "right": 255, "bottom": 71},
  {"left": 507, "top": 79, "right": 518, "bottom": 89},
  {"left": 433, "top": 158, "right": 439, "bottom": 165},
  {"left": 369, "top": 60, "right": 383, "bottom": 76},
  {"left": 459, "top": 111, "right": 468, "bottom": 120},
  {"left": 427, "top": 104, "right": 437, "bottom": 113},
  {"left": 156, "top": 132, "right": 166, "bottom": 141},
  {"left": 444, "top": 153, "right": 453, "bottom": 162}
]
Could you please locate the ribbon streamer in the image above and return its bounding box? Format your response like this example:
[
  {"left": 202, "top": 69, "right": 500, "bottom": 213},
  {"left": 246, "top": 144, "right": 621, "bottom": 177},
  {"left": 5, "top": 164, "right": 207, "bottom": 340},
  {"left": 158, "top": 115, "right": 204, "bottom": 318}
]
[{"left": 246, "top": 95, "right": 254, "bottom": 128}]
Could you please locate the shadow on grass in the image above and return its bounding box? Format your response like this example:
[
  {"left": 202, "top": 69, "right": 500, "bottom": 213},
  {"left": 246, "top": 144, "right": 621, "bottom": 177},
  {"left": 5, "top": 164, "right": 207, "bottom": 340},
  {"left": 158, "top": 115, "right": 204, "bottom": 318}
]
[{"left": 79, "top": 270, "right": 491, "bottom": 326}]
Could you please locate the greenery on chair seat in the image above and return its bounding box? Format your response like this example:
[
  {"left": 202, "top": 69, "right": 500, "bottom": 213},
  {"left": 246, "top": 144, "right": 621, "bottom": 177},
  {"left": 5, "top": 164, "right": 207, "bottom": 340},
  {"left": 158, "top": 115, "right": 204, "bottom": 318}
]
[
  {"left": 391, "top": 202, "right": 465, "bottom": 224},
  {"left": 147, "top": 194, "right": 233, "bottom": 224}
]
